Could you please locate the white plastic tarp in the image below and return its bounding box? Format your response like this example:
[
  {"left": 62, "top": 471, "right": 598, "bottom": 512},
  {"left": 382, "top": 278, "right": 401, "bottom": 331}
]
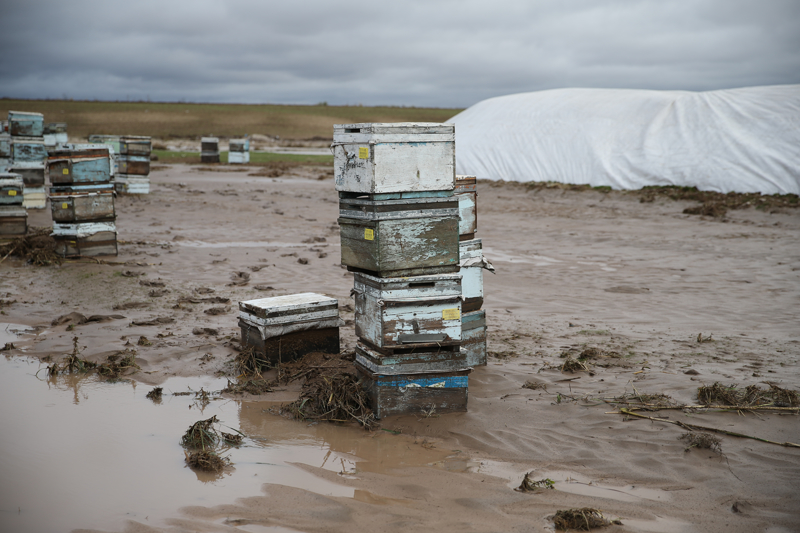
[{"left": 448, "top": 85, "right": 800, "bottom": 195}]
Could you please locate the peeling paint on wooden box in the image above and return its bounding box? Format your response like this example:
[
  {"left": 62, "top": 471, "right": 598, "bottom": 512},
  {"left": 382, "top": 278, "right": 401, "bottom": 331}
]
[
  {"left": 52, "top": 220, "right": 116, "bottom": 237},
  {"left": 10, "top": 138, "right": 47, "bottom": 162},
  {"left": 44, "top": 132, "right": 68, "bottom": 147},
  {"left": 462, "top": 310, "right": 487, "bottom": 367},
  {"left": 0, "top": 174, "right": 24, "bottom": 205},
  {"left": 355, "top": 360, "right": 470, "bottom": 419},
  {"left": 460, "top": 238, "right": 485, "bottom": 312},
  {"left": 48, "top": 148, "right": 112, "bottom": 185},
  {"left": 455, "top": 175, "right": 477, "bottom": 239},
  {"left": 8, "top": 111, "right": 44, "bottom": 137},
  {"left": 355, "top": 341, "right": 466, "bottom": 374},
  {"left": 52, "top": 231, "right": 118, "bottom": 257},
  {"left": 117, "top": 155, "right": 150, "bottom": 175},
  {"left": 339, "top": 196, "right": 459, "bottom": 277},
  {"left": 119, "top": 138, "right": 151, "bottom": 156},
  {"left": 0, "top": 135, "right": 10, "bottom": 158},
  {"left": 114, "top": 175, "right": 150, "bottom": 194},
  {"left": 353, "top": 271, "right": 462, "bottom": 352},
  {"left": 22, "top": 187, "right": 46, "bottom": 209},
  {"left": 7, "top": 162, "right": 45, "bottom": 187},
  {"left": 50, "top": 184, "right": 115, "bottom": 223},
  {"left": 0, "top": 206, "right": 27, "bottom": 236},
  {"left": 239, "top": 293, "right": 341, "bottom": 364},
  {"left": 333, "top": 123, "right": 455, "bottom": 194}
]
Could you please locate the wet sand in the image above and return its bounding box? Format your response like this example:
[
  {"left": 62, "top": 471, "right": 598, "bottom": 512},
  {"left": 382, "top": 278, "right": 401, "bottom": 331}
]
[{"left": 1, "top": 164, "right": 799, "bottom": 532}]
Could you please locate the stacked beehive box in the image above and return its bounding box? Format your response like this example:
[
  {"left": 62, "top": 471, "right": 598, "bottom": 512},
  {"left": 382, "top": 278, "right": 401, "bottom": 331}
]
[
  {"left": 201, "top": 137, "right": 220, "bottom": 163},
  {"left": 0, "top": 173, "right": 26, "bottom": 240},
  {"left": 7, "top": 111, "right": 47, "bottom": 209},
  {"left": 88, "top": 135, "right": 152, "bottom": 194},
  {"left": 455, "top": 175, "right": 492, "bottom": 367},
  {"left": 333, "top": 122, "right": 471, "bottom": 419},
  {"left": 47, "top": 146, "right": 117, "bottom": 257},
  {"left": 43, "top": 123, "right": 68, "bottom": 147},
  {"left": 228, "top": 138, "right": 250, "bottom": 164},
  {"left": 0, "top": 121, "right": 9, "bottom": 171}
]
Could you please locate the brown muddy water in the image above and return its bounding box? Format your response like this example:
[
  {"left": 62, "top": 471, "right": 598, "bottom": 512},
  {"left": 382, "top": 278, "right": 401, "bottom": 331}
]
[{"left": 0, "top": 325, "right": 449, "bottom": 533}]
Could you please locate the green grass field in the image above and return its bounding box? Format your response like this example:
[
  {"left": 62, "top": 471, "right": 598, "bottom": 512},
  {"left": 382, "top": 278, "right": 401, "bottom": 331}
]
[
  {"left": 153, "top": 150, "right": 333, "bottom": 166},
  {"left": 0, "top": 99, "right": 463, "bottom": 140}
]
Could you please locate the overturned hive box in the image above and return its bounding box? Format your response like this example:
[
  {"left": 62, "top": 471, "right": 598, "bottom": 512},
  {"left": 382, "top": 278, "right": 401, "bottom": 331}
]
[
  {"left": 10, "top": 137, "right": 47, "bottom": 162},
  {"left": 0, "top": 174, "right": 24, "bottom": 206},
  {"left": 355, "top": 357, "right": 470, "bottom": 419},
  {"left": 50, "top": 183, "right": 115, "bottom": 223},
  {"left": 201, "top": 137, "right": 220, "bottom": 163},
  {"left": 8, "top": 111, "right": 44, "bottom": 137},
  {"left": 353, "top": 271, "right": 462, "bottom": 354},
  {"left": 339, "top": 195, "right": 459, "bottom": 277},
  {"left": 51, "top": 221, "right": 118, "bottom": 257},
  {"left": 461, "top": 309, "right": 487, "bottom": 367},
  {"left": 0, "top": 205, "right": 27, "bottom": 238},
  {"left": 48, "top": 147, "right": 112, "bottom": 185},
  {"left": 239, "top": 293, "right": 341, "bottom": 365},
  {"left": 333, "top": 123, "right": 455, "bottom": 195},
  {"left": 455, "top": 175, "right": 477, "bottom": 240}
]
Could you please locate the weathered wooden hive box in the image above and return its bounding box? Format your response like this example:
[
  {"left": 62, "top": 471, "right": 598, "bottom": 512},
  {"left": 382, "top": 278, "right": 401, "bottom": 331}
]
[
  {"left": 9, "top": 162, "right": 46, "bottom": 209},
  {"left": 355, "top": 339, "right": 467, "bottom": 375},
  {"left": 115, "top": 175, "right": 150, "bottom": 194},
  {"left": 461, "top": 310, "right": 487, "bottom": 367},
  {"left": 353, "top": 271, "right": 462, "bottom": 353},
  {"left": 239, "top": 293, "right": 341, "bottom": 365},
  {"left": 10, "top": 138, "right": 47, "bottom": 162},
  {"left": 460, "top": 238, "right": 488, "bottom": 313},
  {"left": 119, "top": 137, "right": 151, "bottom": 156},
  {"left": 43, "top": 123, "right": 68, "bottom": 147},
  {"left": 201, "top": 137, "right": 220, "bottom": 163},
  {"left": 228, "top": 138, "right": 250, "bottom": 164},
  {"left": 333, "top": 123, "right": 455, "bottom": 195},
  {"left": 0, "top": 134, "right": 10, "bottom": 159},
  {"left": 50, "top": 184, "right": 115, "bottom": 223},
  {"left": 0, "top": 206, "right": 27, "bottom": 238},
  {"left": 51, "top": 221, "right": 118, "bottom": 257},
  {"left": 339, "top": 195, "right": 459, "bottom": 277},
  {"left": 117, "top": 155, "right": 150, "bottom": 175},
  {"left": 8, "top": 111, "right": 44, "bottom": 137},
  {"left": 0, "top": 174, "right": 24, "bottom": 205},
  {"left": 48, "top": 148, "right": 112, "bottom": 185},
  {"left": 455, "top": 175, "right": 477, "bottom": 240},
  {"left": 355, "top": 355, "right": 471, "bottom": 419}
]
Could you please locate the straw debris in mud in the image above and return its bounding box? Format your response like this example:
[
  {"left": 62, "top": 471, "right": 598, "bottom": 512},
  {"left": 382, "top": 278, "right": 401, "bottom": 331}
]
[
  {"left": 181, "top": 415, "right": 220, "bottom": 450},
  {"left": 96, "top": 350, "right": 140, "bottom": 379},
  {"left": 553, "top": 508, "right": 621, "bottom": 530},
  {"left": 697, "top": 382, "right": 799, "bottom": 408},
  {"left": 184, "top": 450, "right": 229, "bottom": 473},
  {"left": 46, "top": 337, "right": 95, "bottom": 375},
  {"left": 146, "top": 387, "right": 163, "bottom": 402},
  {"left": 681, "top": 432, "right": 722, "bottom": 453},
  {"left": 0, "top": 227, "right": 62, "bottom": 266},
  {"left": 223, "top": 377, "right": 274, "bottom": 395},
  {"left": 235, "top": 345, "right": 273, "bottom": 376},
  {"left": 515, "top": 472, "right": 555, "bottom": 493},
  {"left": 221, "top": 432, "right": 244, "bottom": 446},
  {"left": 561, "top": 356, "right": 590, "bottom": 373}
]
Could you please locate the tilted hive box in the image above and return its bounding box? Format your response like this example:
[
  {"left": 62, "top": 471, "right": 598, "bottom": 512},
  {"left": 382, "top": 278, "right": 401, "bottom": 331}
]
[
  {"left": 239, "top": 293, "right": 341, "bottom": 365},
  {"left": 333, "top": 123, "right": 455, "bottom": 196}
]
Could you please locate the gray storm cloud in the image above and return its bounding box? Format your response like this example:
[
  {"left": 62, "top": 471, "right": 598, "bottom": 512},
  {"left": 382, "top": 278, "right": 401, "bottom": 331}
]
[{"left": 1, "top": 0, "right": 798, "bottom": 106}]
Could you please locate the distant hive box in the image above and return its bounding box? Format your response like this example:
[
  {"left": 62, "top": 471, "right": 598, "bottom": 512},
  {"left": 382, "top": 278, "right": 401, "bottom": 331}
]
[
  {"left": 238, "top": 293, "right": 341, "bottom": 365},
  {"left": 7, "top": 162, "right": 45, "bottom": 188},
  {"left": 50, "top": 184, "right": 115, "bottom": 223},
  {"left": 201, "top": 137, "right": 220, "bottom": 163},
  {"left": 459, "top": 238, "right": 487, "bottom": 313},
  {"left": 48, "top": 148, "right": 112, "bottom": 185},
  {"left": 455, "top": 175, "right": 477, "bottom": 239},
  {"left": 51, "top": 221, "right": 118, "bottom": 257},
  {"left": 0, "top": 174, "right": 24, "bottom": 205},
  {"left": 338, "top": 195, "right": 459, "bottom": 277},
  {"left": 355, "top": 359, "right": 470, "bottom": 419},
  {"left": 10, "top": 138, "right": 47, "bottom": 162},
  {"left": 228, "top": 139, "right": 250, "bottom": 164},
  {"left": 332, "top": 123, "right": 455, "bottom": 195},
  {"left": 119, "top": 137, "right": 151, "bottom": 156},
  {"left": 352, "top": 271, "right": 462, "bottom": 353},
  {"left": 0, "top": 206, "right": 27, "bottom": 238},
  {"left": 8, "top": 111, "right": 44, "bottom": 137},
  {"left": 461, "top": 310, "right": 486, "bottom": 367}
]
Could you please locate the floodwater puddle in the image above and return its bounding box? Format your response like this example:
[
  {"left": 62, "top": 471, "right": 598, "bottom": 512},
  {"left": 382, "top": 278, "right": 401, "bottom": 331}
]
[
  {"left": 0, "top": 350, "right": 448, "bottom": 533},
  {"left": 0, "top": 322, "right": 32, "bottom": 346},
  {"left": 176, "top": 241, "right": 339, "bottom": 249},
  {"left": 481, "top": 247, "right": 563, "bottom": 266}
]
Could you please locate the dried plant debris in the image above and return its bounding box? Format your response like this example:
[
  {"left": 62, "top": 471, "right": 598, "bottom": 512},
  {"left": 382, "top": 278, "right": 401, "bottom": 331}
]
[
  {"left": 192, "top": 327, "right": 220, "bottom": 336},
  {"left": 516, "top": 472, "right": 555, "bottom": 492},
  {"left": 553, "top": 508, "right": 621, "bottom": 531},
  {"left": 146, "top": 387, "right": 163, "bottom": 401},
  {"left": 204, "top": 306, "right": 230, "bottom": 315},
  {"left": 184, "top": 450, "right": 229, "bottom": 473},
  {"left": 1, "top": 342, "right": 15, "bottom": 351},
  {"left": 223, "top": 376, "right": 274, "bottom": 396},
  {"left": 46, "top": 337, "right": 96, "bottom": 375},
  {"left": 228, "top": 271, "right": 251, "bottom": 286},
  {"left": 181, "top": 415, "right": 220, "bottom": 450},
  {"left": 137, "top": 336, "right": 152, "bottom": 346},
  {"left": 0, "top": 227, "right": 62, "bottom": 266},
  {"left": 522, "top": 380, "right": 547, "bottom": 391},
  {"left": 681, "top": 432, "right": 722, "bottom": 453},
  {"left": 697, "top": 382, "right": 799, "bottom": 408},
  {"left": 221, "top": 432, "right": 244, "bottom": 446},
  {"left": 235, "top": 346, "right": 273, "bottom": 376},
  {"left": 139, "top": 279, "right": 165, "bottom": 287},
  {"left": 561, "top": 357, "right": 590, "bottom": 373},
  {"left": 96, "top": 350, "right": 139, "bottom": 379},
  {"left": 611, "top": 390, "right": 677, "bottom": 409}
]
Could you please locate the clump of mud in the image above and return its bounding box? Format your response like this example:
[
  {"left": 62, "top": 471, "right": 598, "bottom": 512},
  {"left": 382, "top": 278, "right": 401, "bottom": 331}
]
[
  {"left": 681, "top": 432, "right": 722, "bottom": 453},
  {"left": 553, "top": 508, "right": 621, "bottom": 530},
  {"left": 636, "top": 186, "right": 799, "bottom": 218},
  {"left": 515, "top": 472, "right": 555, "bottom": 493},
  {"left": 697, "top": 382, "right": 799, "bottom": 408},
  {"left": 0, "top": 227, "right": 62, "bottom": 266},
  {"left": 146, "top": 387, "right": 163, "bottom": 402}
]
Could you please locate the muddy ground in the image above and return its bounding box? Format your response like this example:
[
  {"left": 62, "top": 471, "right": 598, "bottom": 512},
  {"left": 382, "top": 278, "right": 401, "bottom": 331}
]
[{"left": 2, "top": 164, "right": 799, "bottom": 532}]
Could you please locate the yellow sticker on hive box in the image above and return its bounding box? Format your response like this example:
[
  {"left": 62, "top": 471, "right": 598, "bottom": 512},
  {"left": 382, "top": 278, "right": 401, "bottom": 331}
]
[
  {"left": 442, "top": 308, "right": 460, "bottom": 321},
  {"left": 364, "top": 228, "right": 374, "bottom": 240},
  {"left": 62, "top": 168, "right": 69, "bottom": 175},
  {"left": 8, "top": 190, "right": 16, "bottom": 196},
  {"left": 358, "top": 147, "right": 369, "bottom": 159},
  {"left": 62, "top": 202, "right": 68, "bottom": 209}
]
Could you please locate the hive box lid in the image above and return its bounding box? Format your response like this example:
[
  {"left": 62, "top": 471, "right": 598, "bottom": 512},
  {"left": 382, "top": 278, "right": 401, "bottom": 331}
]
[
  {"left": 334, "top": 123, "right": 453, "bottom": 135},
  {"left": 201, "top": 137, "right": 219, "bottom": 143},
  {"left": 9, "top": 111, "right": 44, "bottom": 119},
  {"left": 239, "top": 293, "right": 339, "bottom": 324}
]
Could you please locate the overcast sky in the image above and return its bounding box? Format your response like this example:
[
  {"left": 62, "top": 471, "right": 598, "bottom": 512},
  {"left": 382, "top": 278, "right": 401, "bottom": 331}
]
[{"left": 1, "top": 0, "right": 798, "bottom": 108}]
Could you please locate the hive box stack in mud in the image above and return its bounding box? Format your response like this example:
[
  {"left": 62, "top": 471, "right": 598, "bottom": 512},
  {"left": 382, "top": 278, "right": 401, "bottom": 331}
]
[
  {"left": 7, "top": 111, "right": 47, "bottom": 209},
  {"left": 333, "top": 122, "right": 470, "bottom": 418},
  {"left": 201, "top": 137, "right": 220, "bottom": 163},
  {"left": 0, "top": 121, "right": 9, "bottom": 172},
  {"left": 455, "top": 175, "right": 493, "bottom": 367},
  {"left": 47, "top": 146, "right": 117, "bottom": 257},
  {"left": 0, "top": 173, "right": 27, "bottom": 240},
  {"left": 88, "top": 135, "right": 152, "bottom": 194},
  {"left": 239, "top": 293, "right": 342, "bottom": 365},
  {"left": 228, "top": 138, "right": 250, "bottom": 164}
]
